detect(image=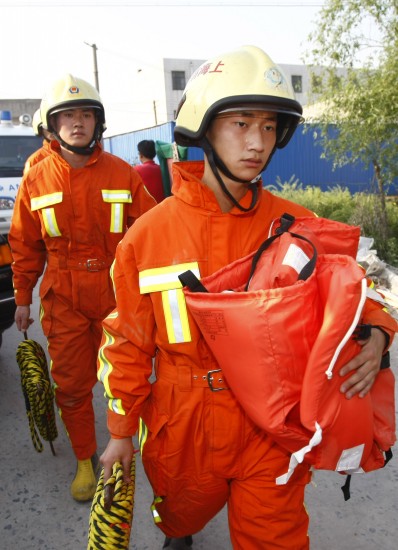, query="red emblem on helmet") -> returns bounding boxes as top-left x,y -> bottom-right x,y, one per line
69,86 -> 79,94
